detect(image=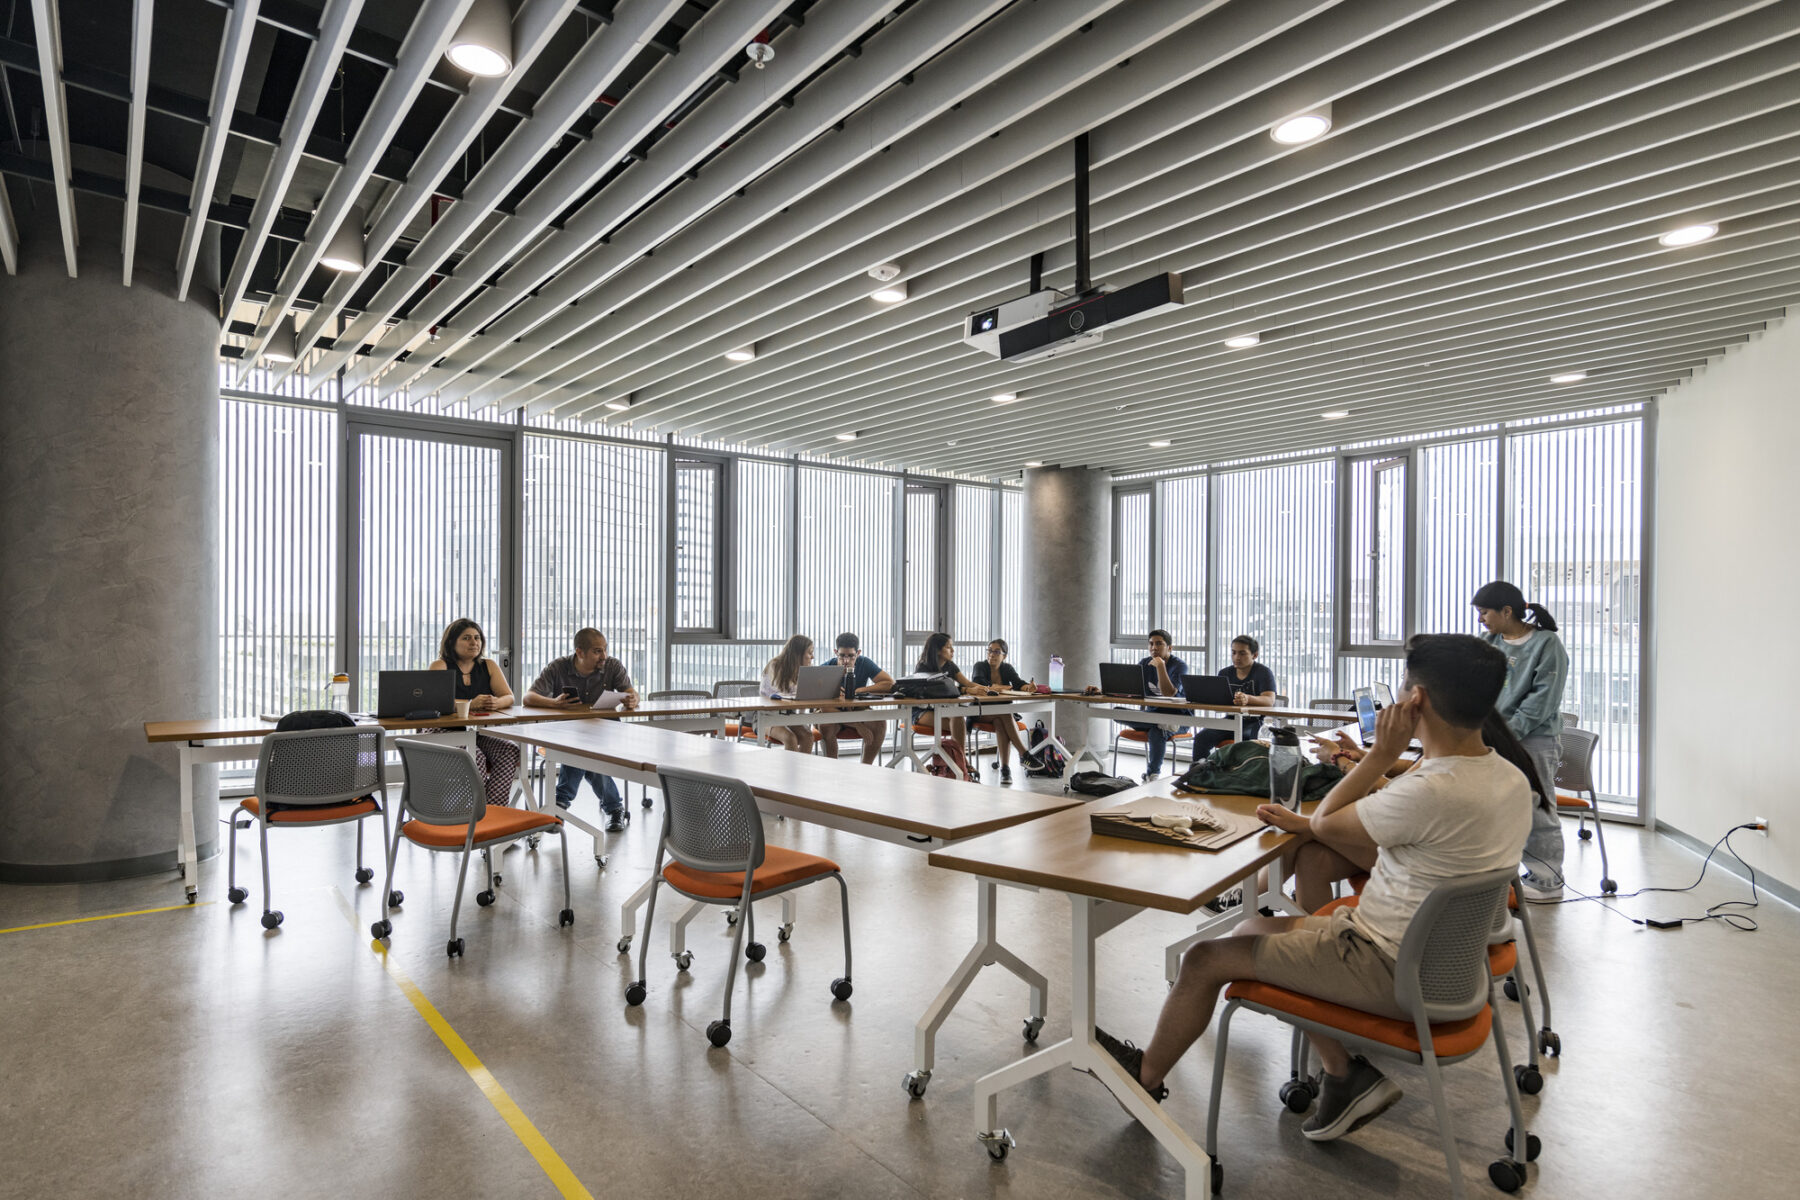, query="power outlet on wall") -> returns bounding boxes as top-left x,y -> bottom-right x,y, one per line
1754,816 -> 1770,837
